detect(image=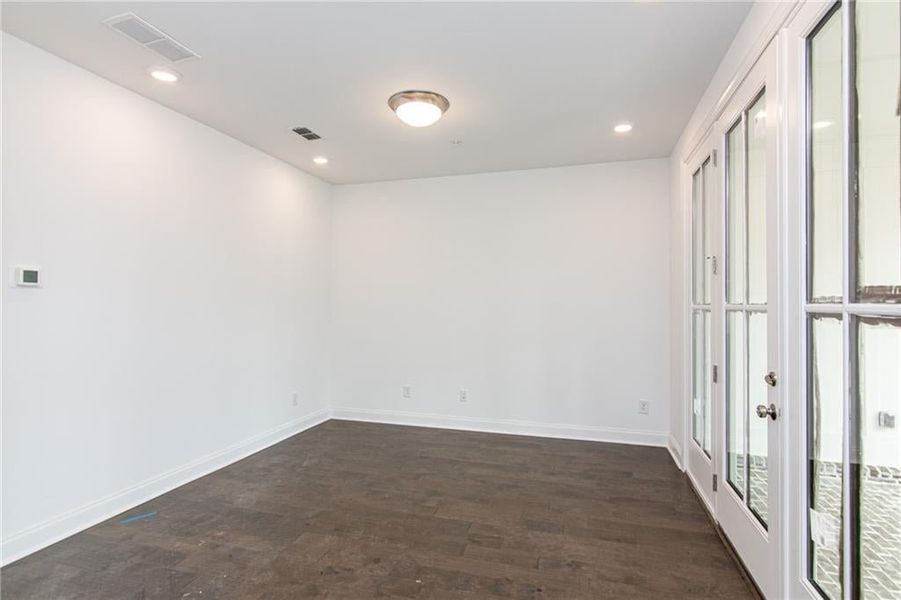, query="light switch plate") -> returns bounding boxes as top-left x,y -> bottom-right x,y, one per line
13,266 -> 41,287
